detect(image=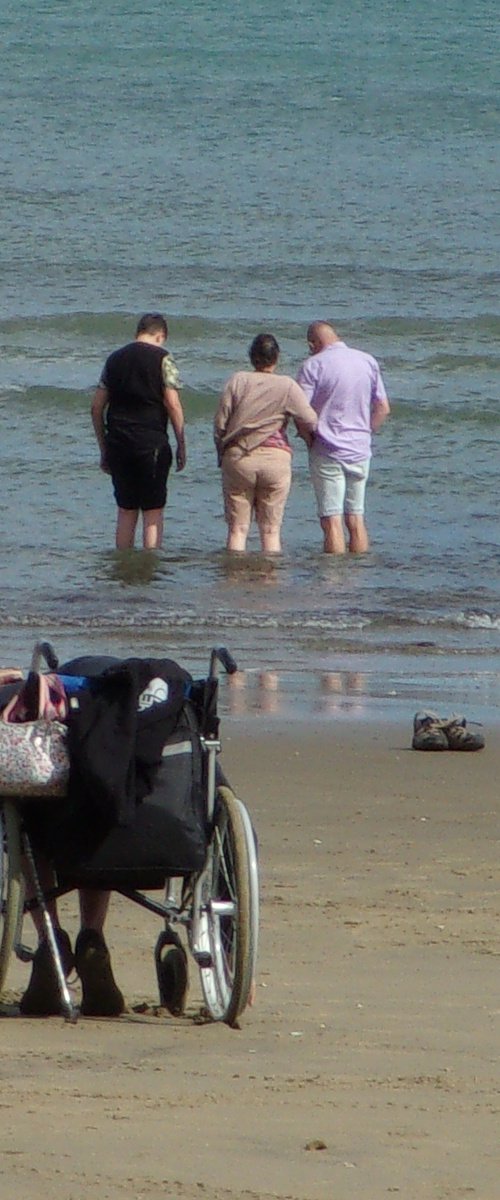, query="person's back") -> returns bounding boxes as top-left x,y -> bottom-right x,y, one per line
297,340 -> 382,463
215,368 -> 310,456
104,340 -> 169,441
